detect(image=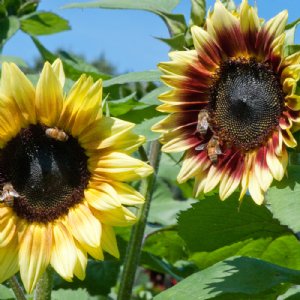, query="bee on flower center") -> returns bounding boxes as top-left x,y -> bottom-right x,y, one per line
0,183 -> 20,207
196,109 -> 211,137
196,135 -> 222,164
45,127 -> 69,142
